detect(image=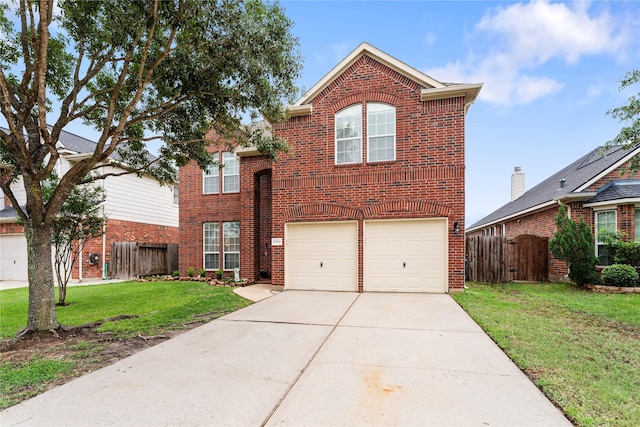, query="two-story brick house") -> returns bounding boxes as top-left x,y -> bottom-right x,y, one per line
179,43 -> 482,292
